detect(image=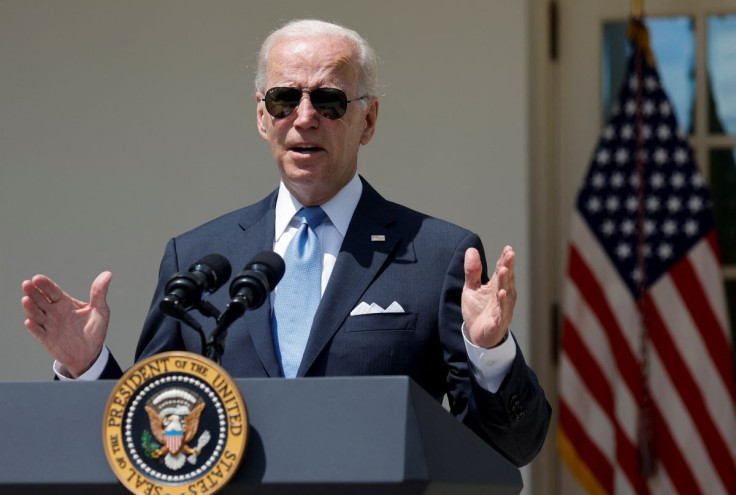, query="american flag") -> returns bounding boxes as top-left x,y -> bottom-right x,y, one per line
558,21 -> 736,495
